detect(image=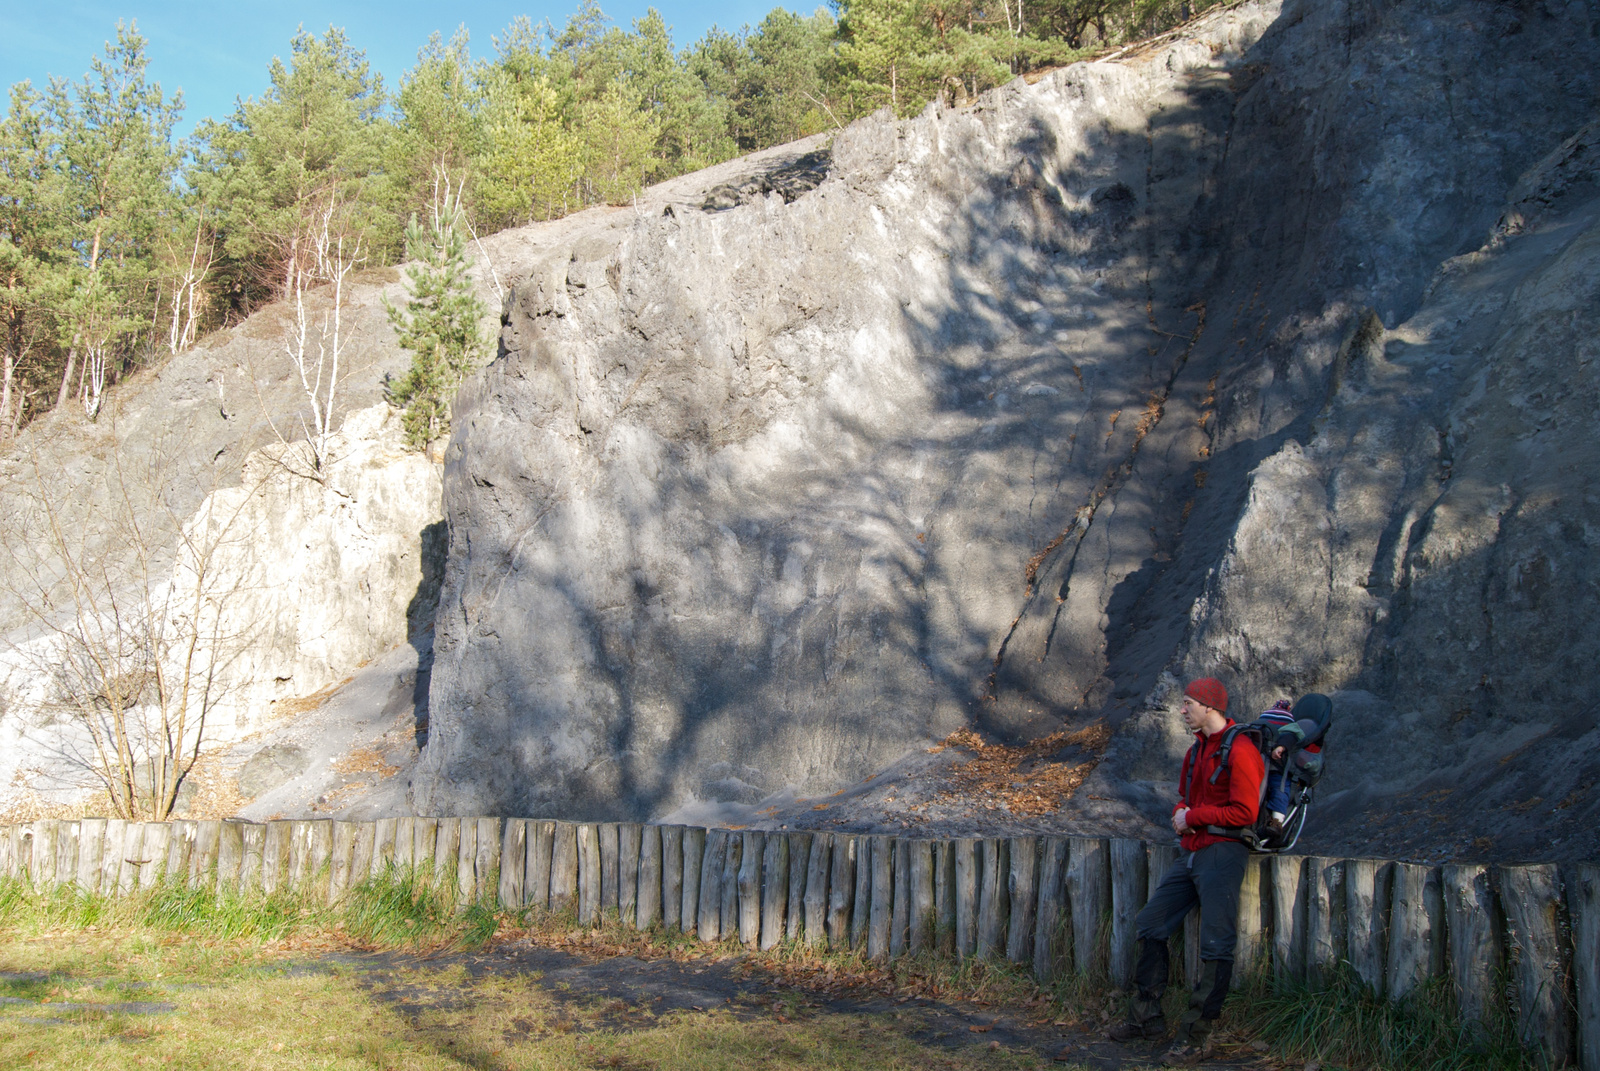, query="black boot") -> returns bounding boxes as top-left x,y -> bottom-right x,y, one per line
1162,958 -> 1232,1065
1161,1017 -> 1216,1066
1107,939 -> 1171,1041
